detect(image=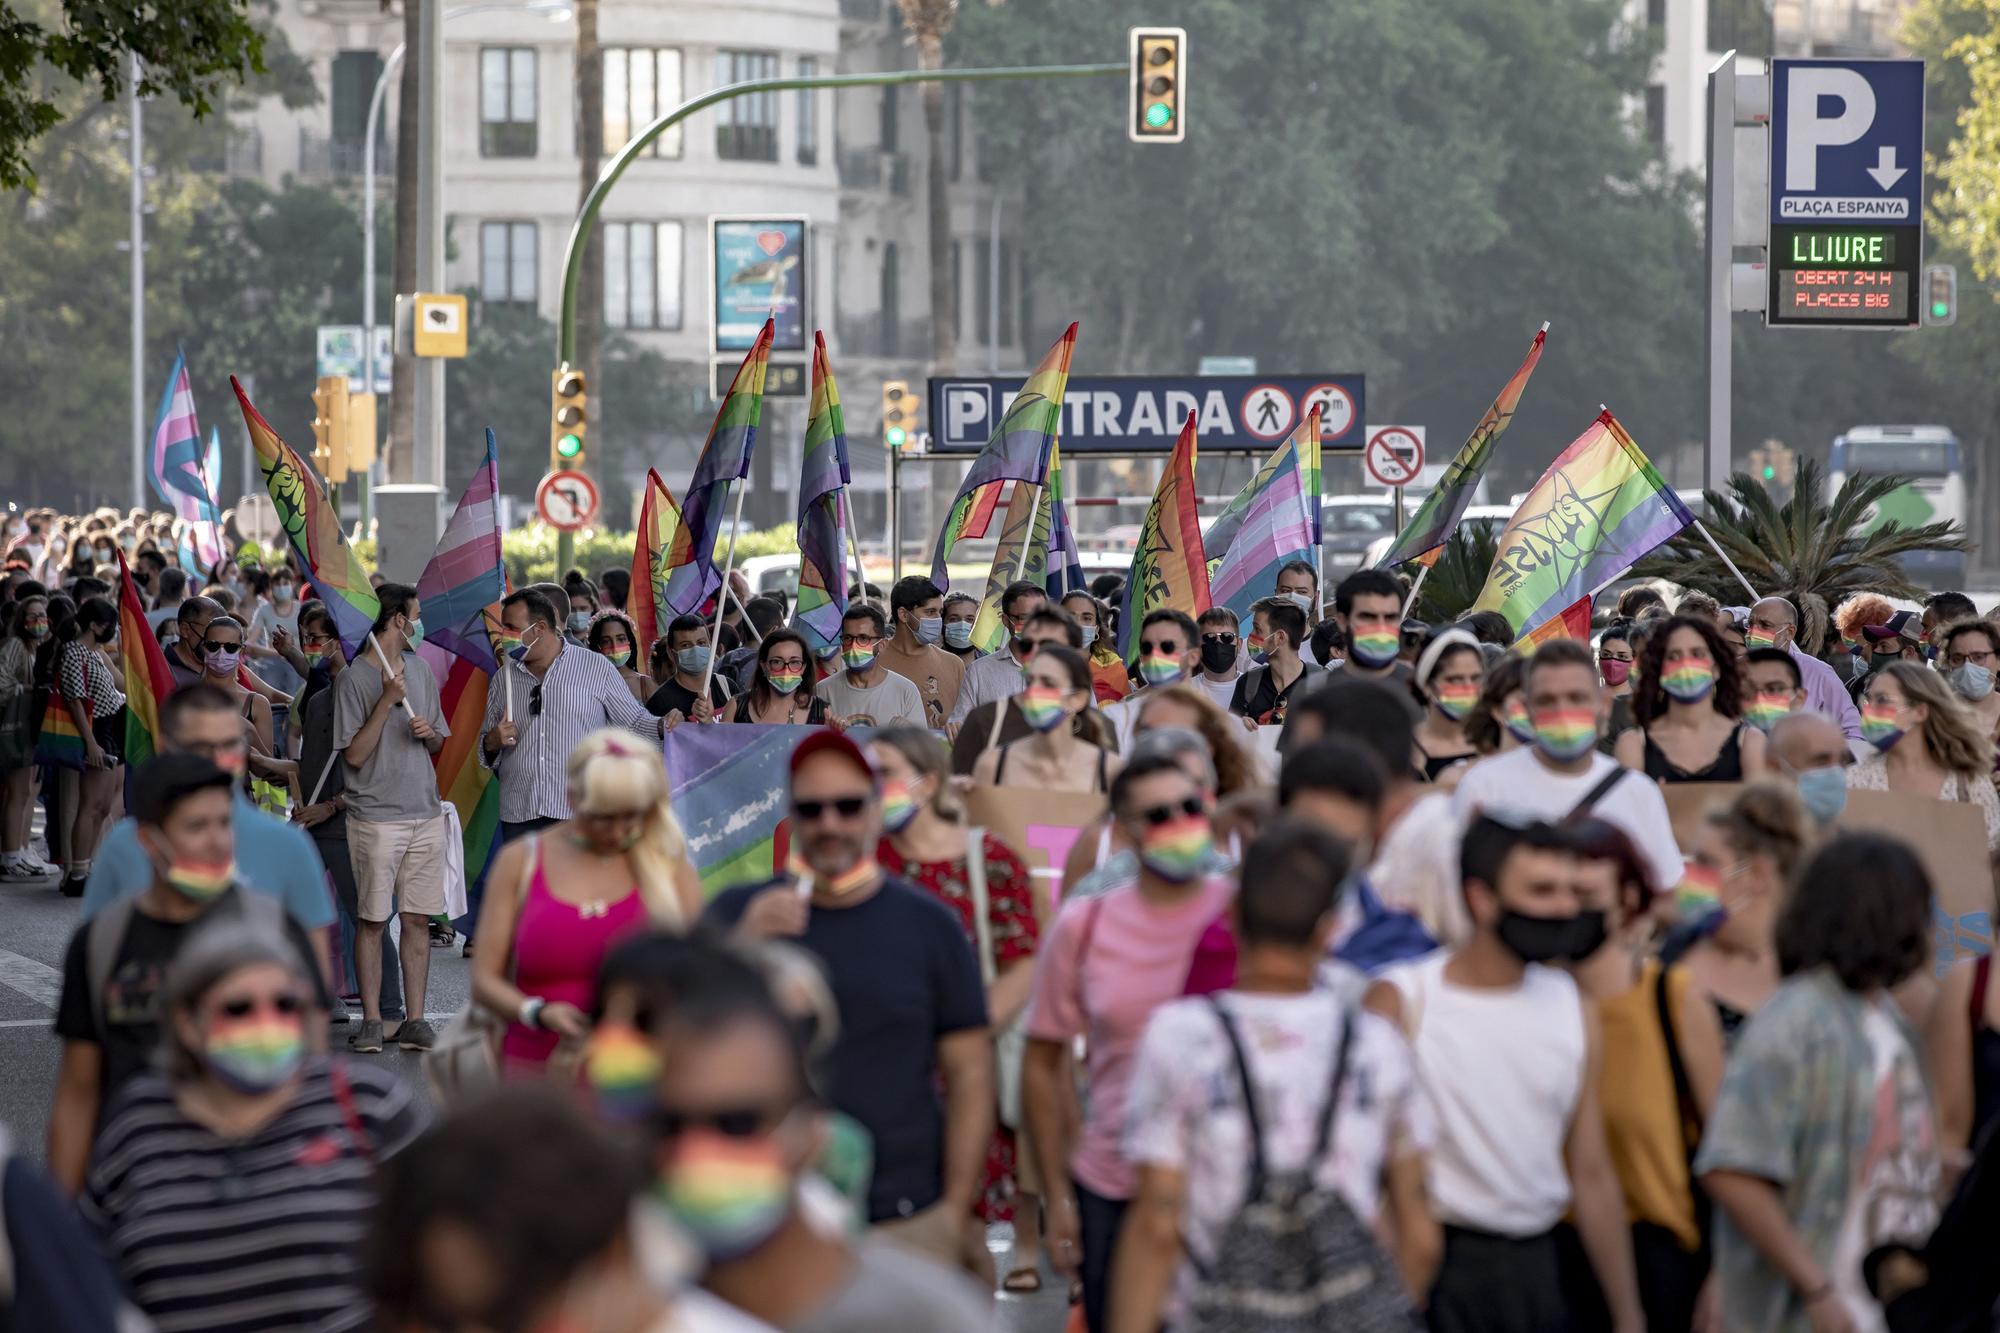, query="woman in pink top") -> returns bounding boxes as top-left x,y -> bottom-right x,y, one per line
471,729 -> 704,1076
1021,750 -> 1235,1333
